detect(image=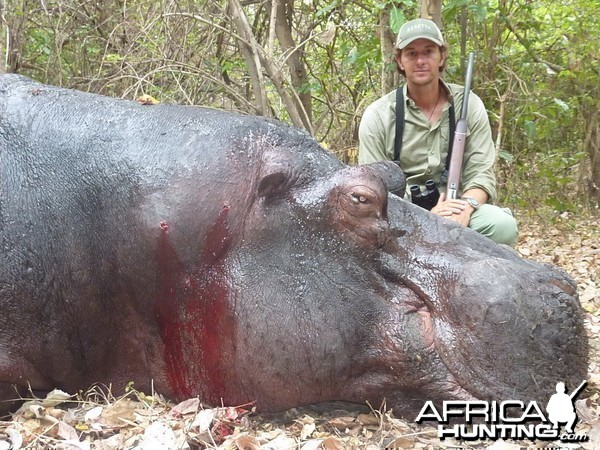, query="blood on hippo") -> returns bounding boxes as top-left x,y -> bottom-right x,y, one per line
154,204 -> 235,405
